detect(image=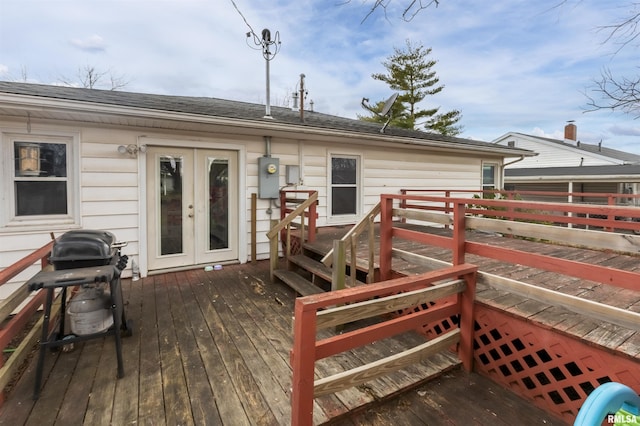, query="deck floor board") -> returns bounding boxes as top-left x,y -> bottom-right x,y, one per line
0,234 -> 594,425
